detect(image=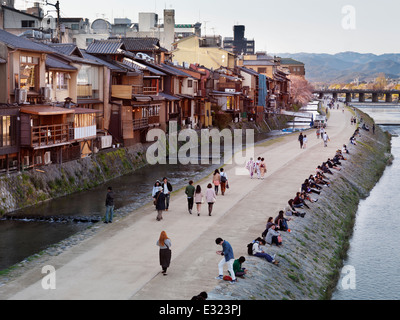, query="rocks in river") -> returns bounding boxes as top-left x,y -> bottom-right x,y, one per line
0,214 -> 102,224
